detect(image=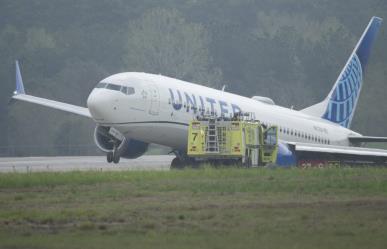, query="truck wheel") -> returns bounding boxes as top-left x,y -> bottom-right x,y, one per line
171,157 -> 185,169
